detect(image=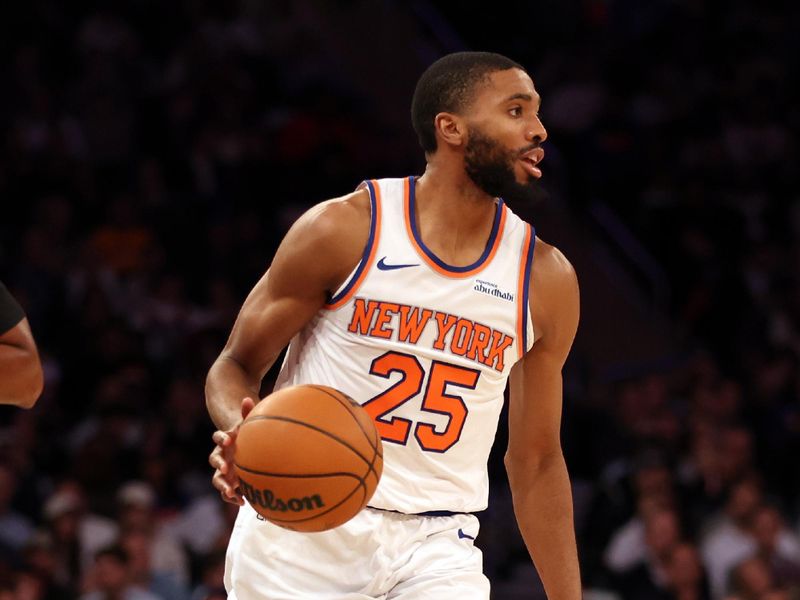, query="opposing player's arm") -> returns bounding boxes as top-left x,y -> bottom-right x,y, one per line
506,239 -> 581,599
205,189 -> 371,431
0,317 -> 44,409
